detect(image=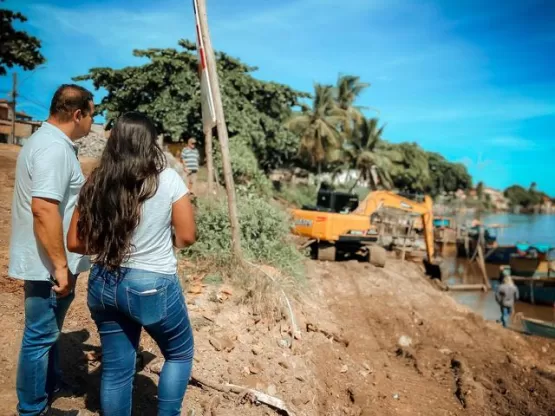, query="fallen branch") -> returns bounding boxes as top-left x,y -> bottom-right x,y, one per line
191,375 -> 297,416
306,322 -> 349,347
244,260 -> 301,340
146,362 -> 297,415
